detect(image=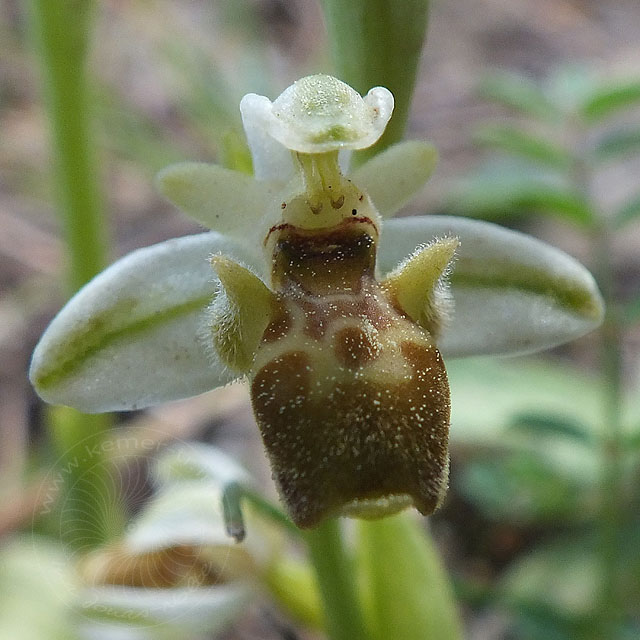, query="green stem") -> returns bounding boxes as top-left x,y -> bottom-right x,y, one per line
573,124 -> 624,633
304,518 -> 369,640
593,221 -> 625,633
321,0 -> 429,163
29,0 -> 108,290
30,0 -> 120,549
